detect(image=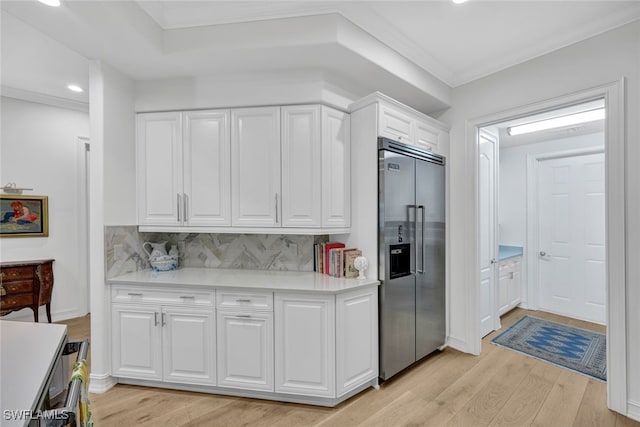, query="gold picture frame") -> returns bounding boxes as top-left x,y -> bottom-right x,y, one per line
0,195 -> 49,238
